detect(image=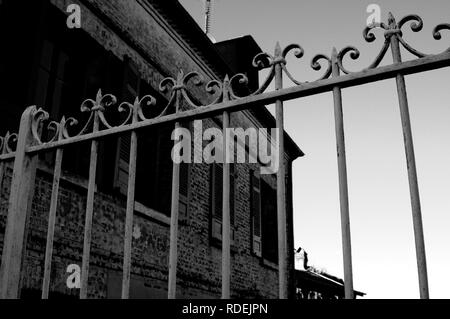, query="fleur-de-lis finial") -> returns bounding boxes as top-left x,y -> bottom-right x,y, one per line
177,69 -> 184,85
275,41 -> 282,57
222,74 -> 231,101
332,47 -> 338,60
388,12 -> 396,27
